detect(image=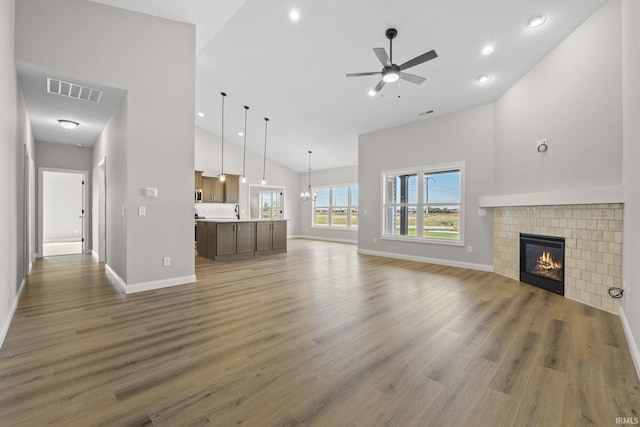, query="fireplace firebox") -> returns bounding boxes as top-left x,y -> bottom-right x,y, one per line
519,233 -> 565,295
